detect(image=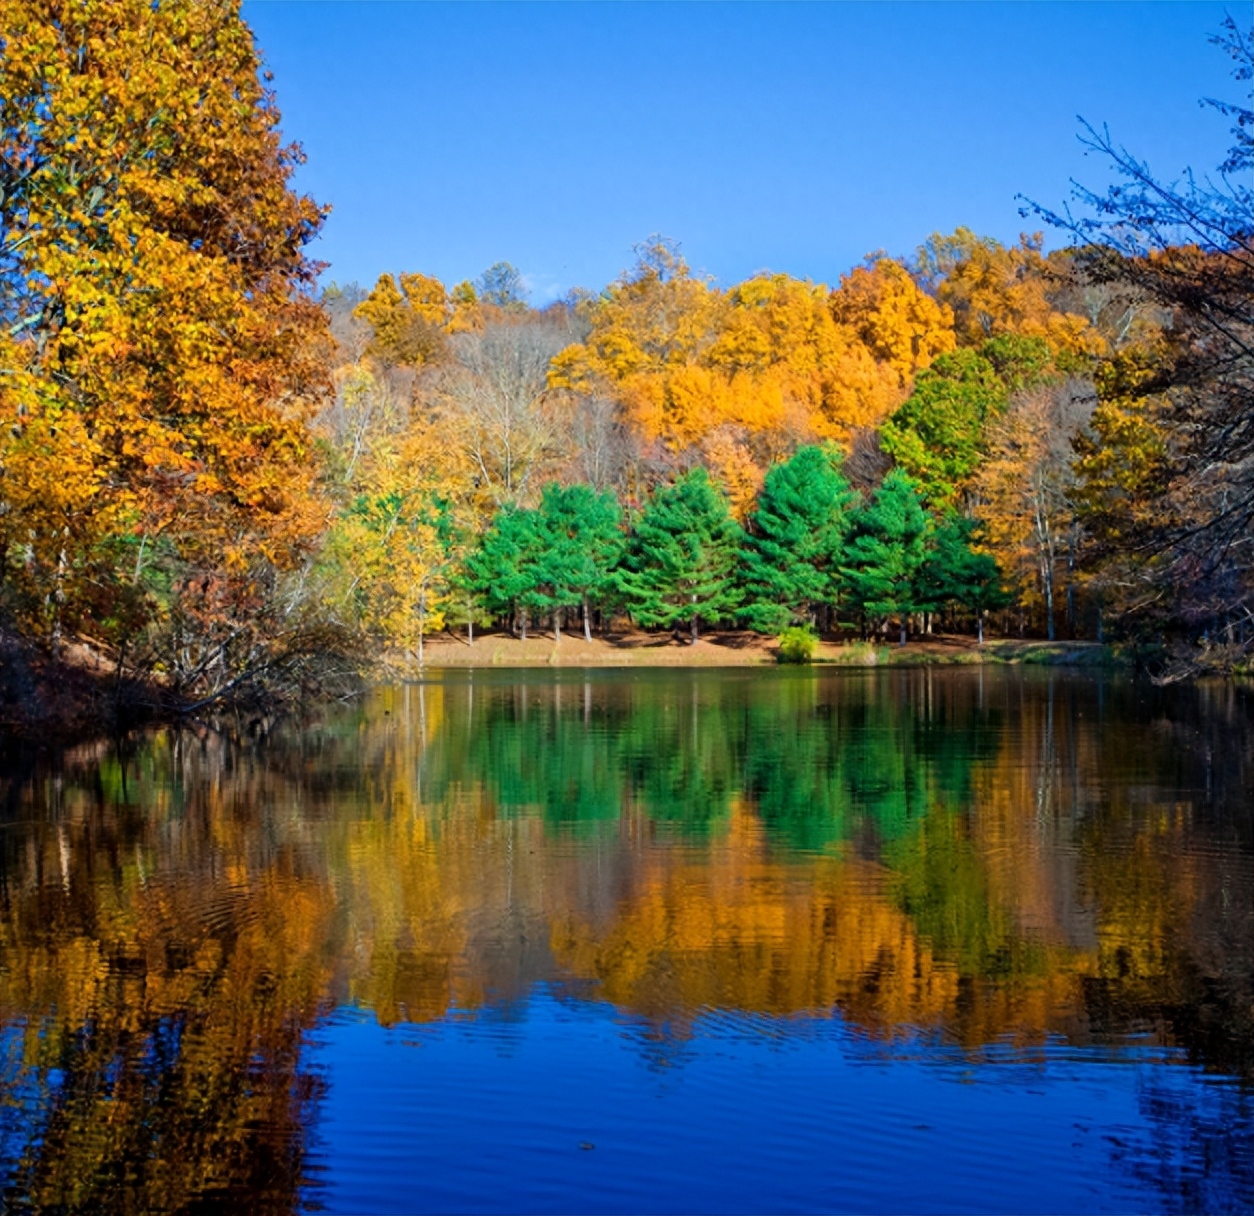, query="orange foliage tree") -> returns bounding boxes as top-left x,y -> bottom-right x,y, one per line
915,228 -> 1103,364
548,241 -> 953,496
0,0 -> 330,666
830,256 -> 956,389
